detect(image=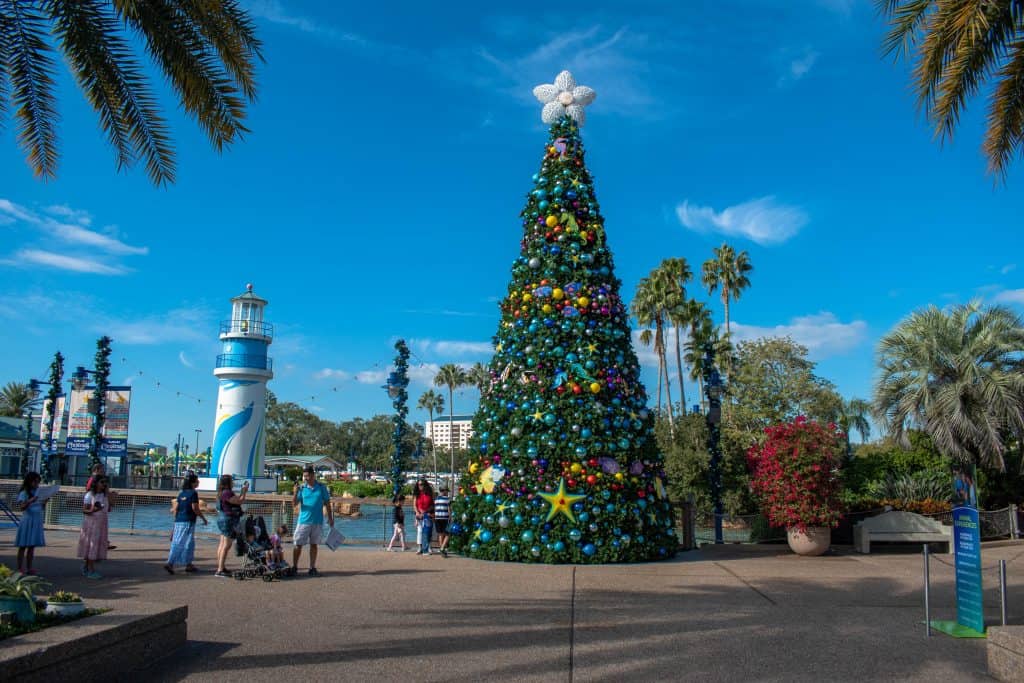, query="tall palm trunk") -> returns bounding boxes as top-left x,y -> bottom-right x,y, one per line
429,408 -> 438,481
674,323 -> 687,413
657,320 -> 675,434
